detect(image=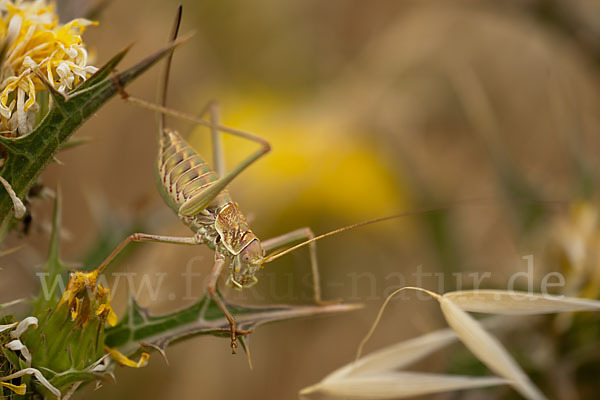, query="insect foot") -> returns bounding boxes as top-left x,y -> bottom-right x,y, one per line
230,328 -> 253,354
